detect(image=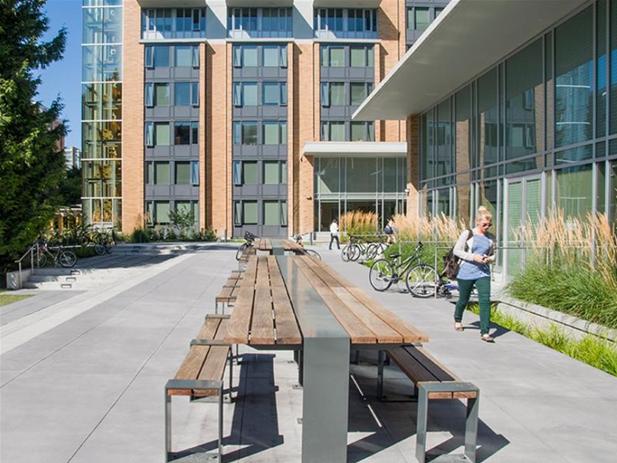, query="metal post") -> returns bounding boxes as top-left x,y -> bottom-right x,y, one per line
218,385 -> 224,461
377,350 -> 385,399
415,386 -> 428,463
465,396 -> 480,463
165,391 -> 171,459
